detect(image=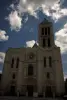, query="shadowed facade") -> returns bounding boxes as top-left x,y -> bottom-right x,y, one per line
0,19 -> 65,97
